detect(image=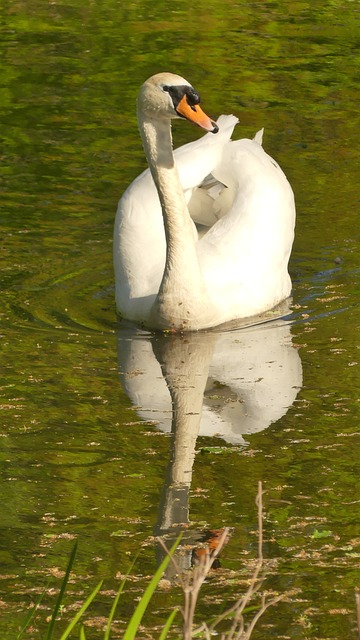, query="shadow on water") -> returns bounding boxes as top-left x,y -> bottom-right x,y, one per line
116,306 -> 303,572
